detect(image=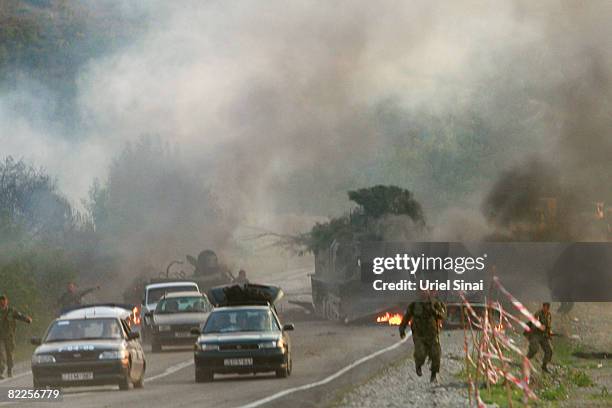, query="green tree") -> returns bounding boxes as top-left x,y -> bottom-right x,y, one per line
0,156 -> 76,241
303,185 -> 426,253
